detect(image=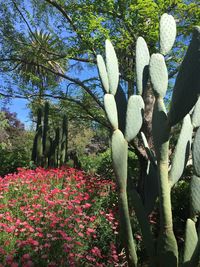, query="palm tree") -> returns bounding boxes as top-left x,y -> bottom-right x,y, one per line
15,29 -> 66,91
